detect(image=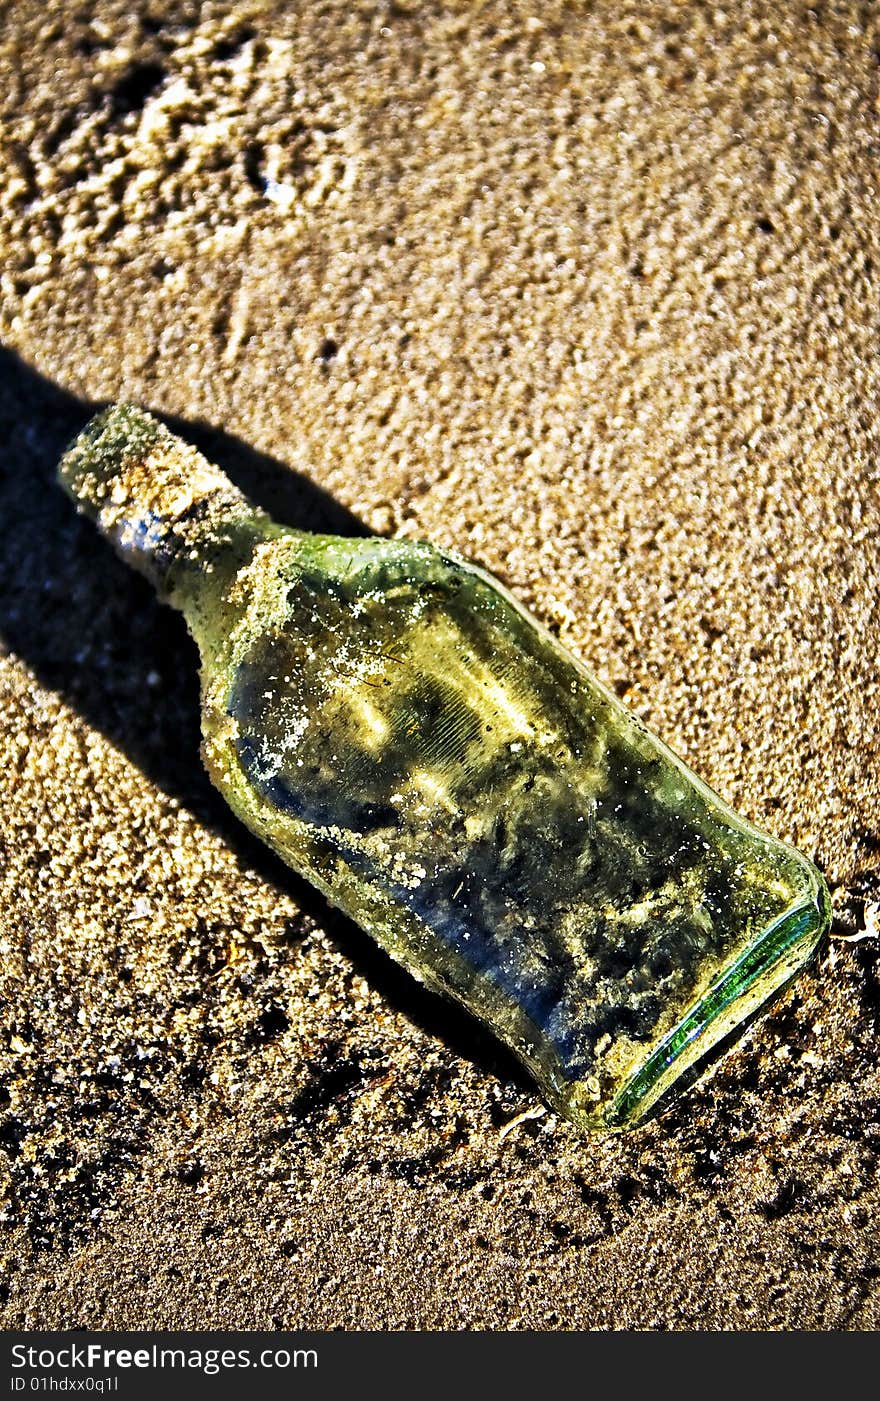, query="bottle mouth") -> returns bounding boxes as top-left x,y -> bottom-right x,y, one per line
58,403 -> 165,512
58,403 -> 262,606
599,882 -> 830,1130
